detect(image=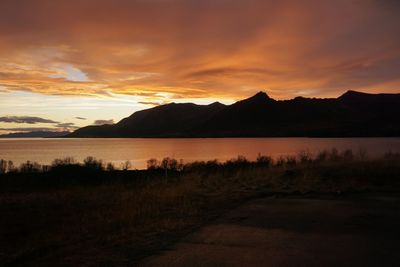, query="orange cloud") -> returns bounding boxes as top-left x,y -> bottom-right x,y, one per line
0,0 -> 399,102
